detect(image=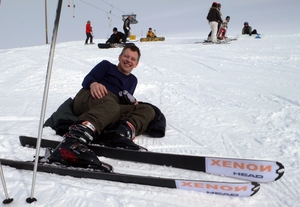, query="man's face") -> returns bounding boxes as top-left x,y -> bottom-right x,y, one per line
118,49 -> 139,75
